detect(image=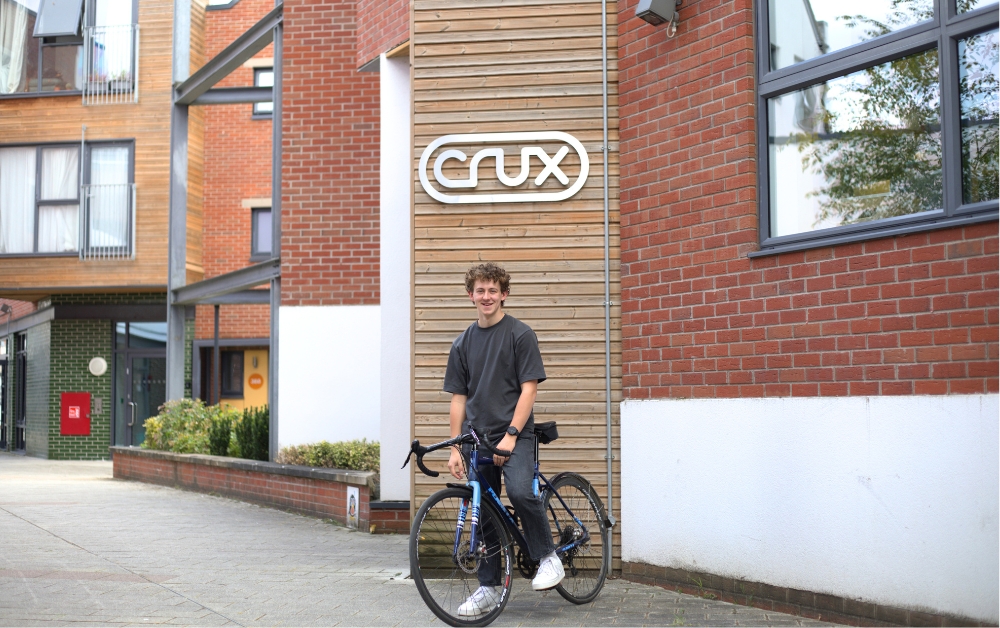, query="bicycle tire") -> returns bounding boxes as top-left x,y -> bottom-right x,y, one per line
410,487 -> 513,627
542,473 -> 609,604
